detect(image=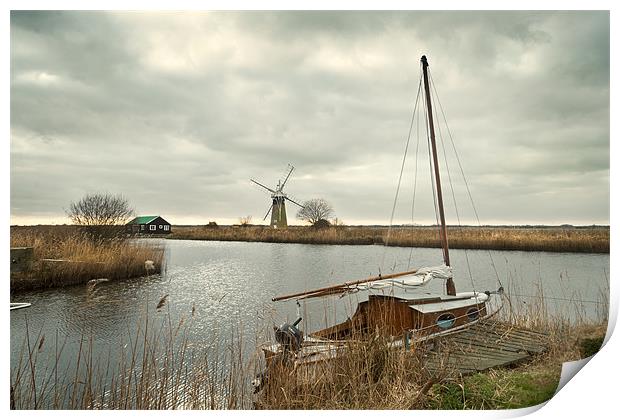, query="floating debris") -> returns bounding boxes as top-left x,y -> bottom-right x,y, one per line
156,294 -> 169,311
87,278 -> 109,287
